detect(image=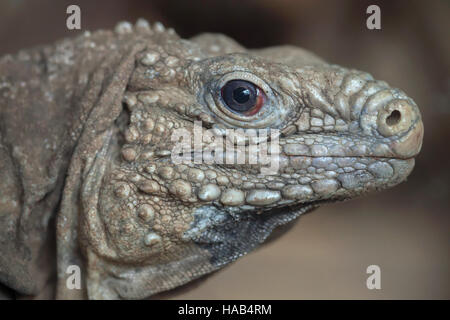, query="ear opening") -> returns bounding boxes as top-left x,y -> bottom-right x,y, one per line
114,103 -> 132,147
